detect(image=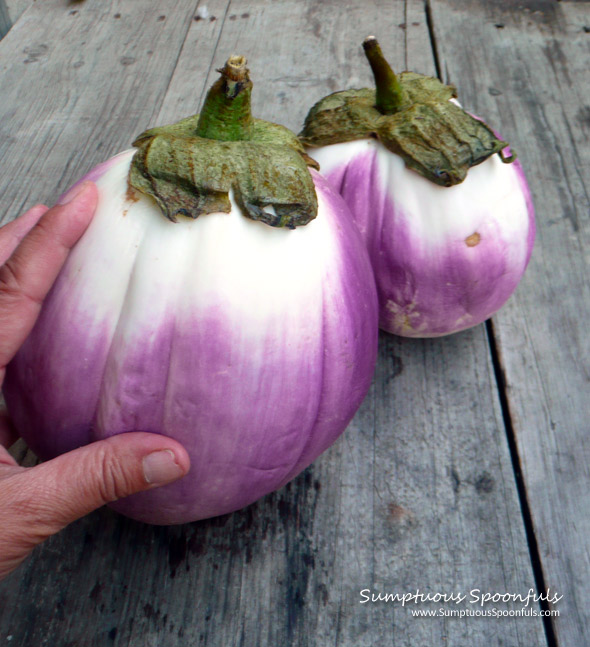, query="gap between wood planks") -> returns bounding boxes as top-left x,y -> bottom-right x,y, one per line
423,1 -> 558,645
486,320 -> 558,647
